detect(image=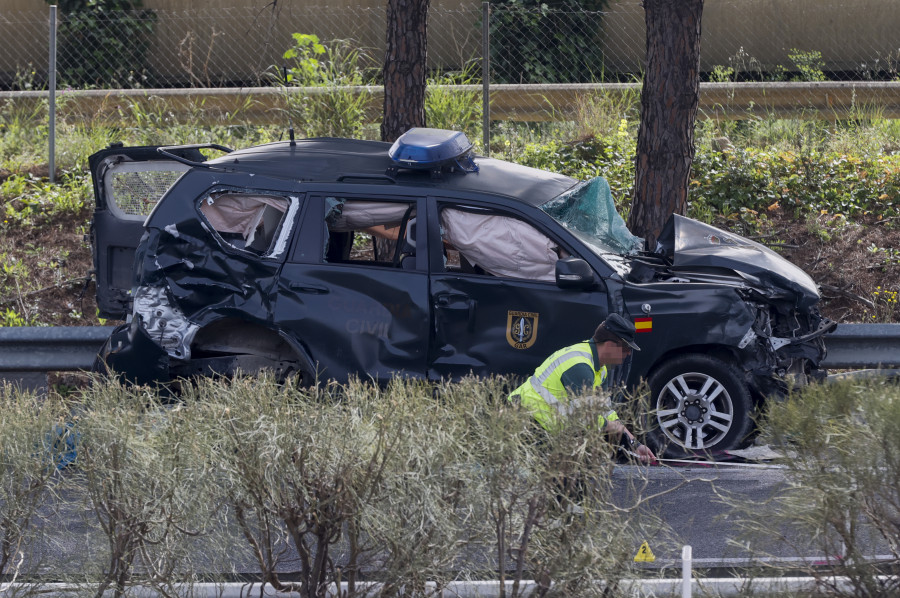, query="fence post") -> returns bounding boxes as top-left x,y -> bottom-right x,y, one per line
481,1 -> 490,156
48,4 -> 57,184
